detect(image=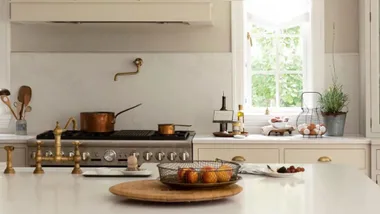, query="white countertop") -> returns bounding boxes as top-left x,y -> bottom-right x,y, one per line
0,163 -> 379,214
0,134 -> 35,144
193,134 -> 371,144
